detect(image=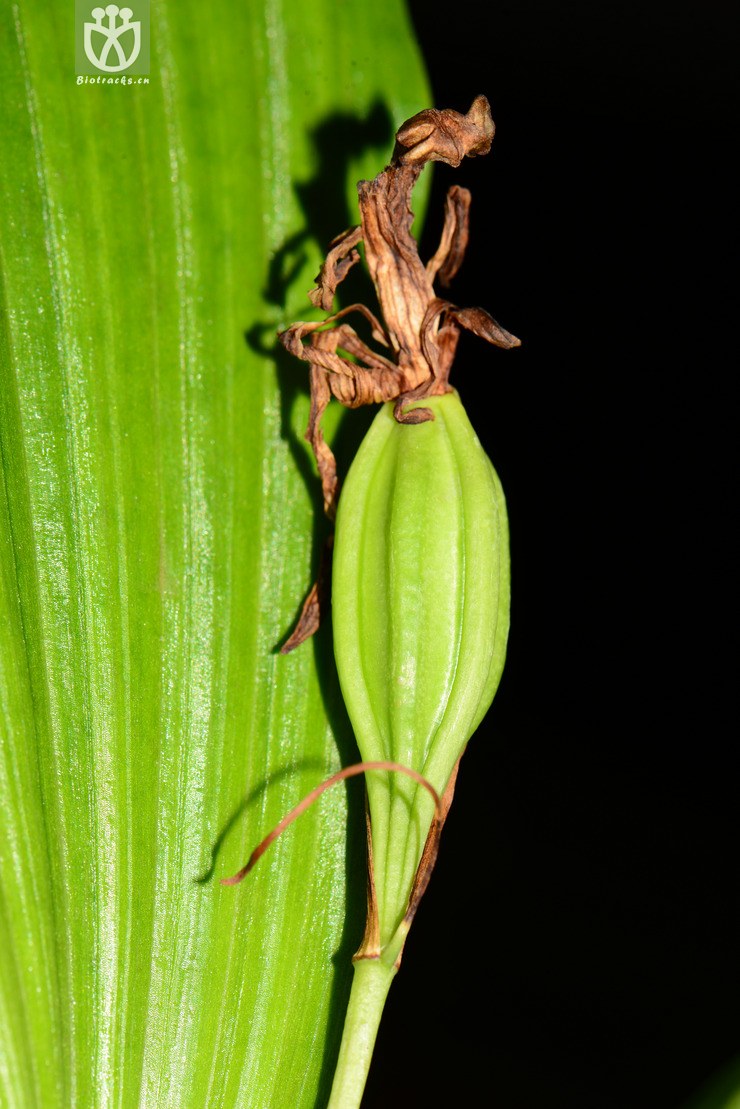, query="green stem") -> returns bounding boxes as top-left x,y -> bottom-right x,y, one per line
327,956 -> 398,1108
